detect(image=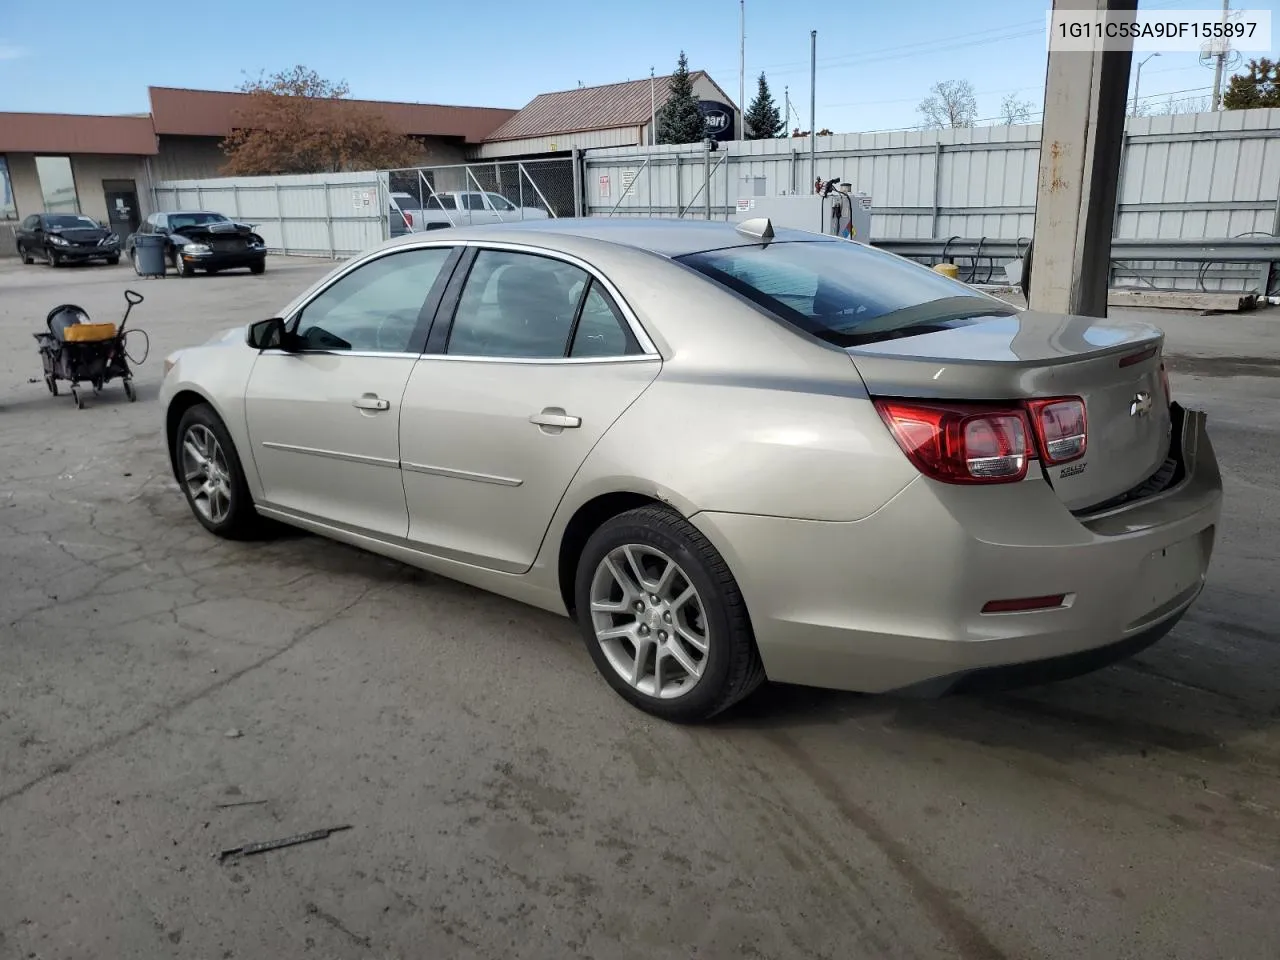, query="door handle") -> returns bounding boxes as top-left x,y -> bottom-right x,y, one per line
529,410 -> 581,429
352,395 -> 391,411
